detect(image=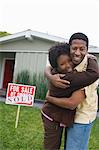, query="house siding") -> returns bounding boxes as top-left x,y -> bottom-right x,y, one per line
13,52 -> 48,81
90,53 -> 99,63
0,38 -> 56,88
0,38 -> 55,52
